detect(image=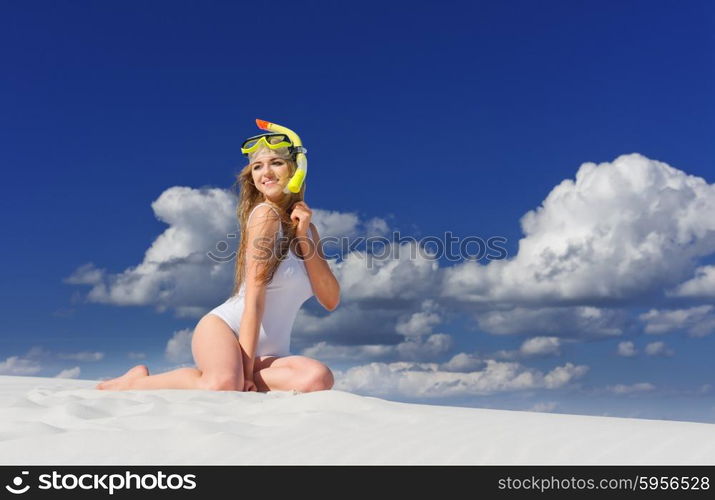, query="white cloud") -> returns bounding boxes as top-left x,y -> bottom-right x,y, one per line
607,382 -> 656,394
493,336 -> 563,360
520,336 -> 561,356
301,342 -> 396,361
301,333 -> 452,362
295,298 -> 447,352
165,328 -> 193,363
317,153 -> 715,350
395,299 -> 442,337
440,153 -> 715,305
310,209 -> 361,238
65,187 -> 236,315
668,265 -> 715,298
396,334 -> 452,360
639,305 -> 715,337
308,210 -> 390,239
295,303 -> 402,347
333,359 -> 588,398
0,355 -> 42,375
64,263 -> 105,285
474,306 -> 627,338
58,351 -> 104,362
617,341 -> 637,357
543,363 -> 588,389
296,303 -> 368,335
298,294 -> 451,362
644,341 -> 674,357
311,209 -> 392,242
331,240 -> 440,302
364,217 -> 390,237
55,367 -> 81,379
439,352 -> 485,372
